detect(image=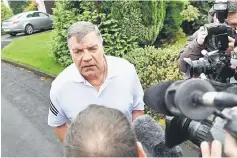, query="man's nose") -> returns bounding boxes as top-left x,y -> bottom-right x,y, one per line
82,50 -> 92,61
